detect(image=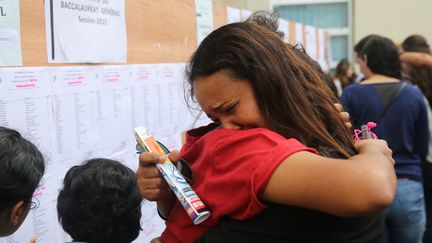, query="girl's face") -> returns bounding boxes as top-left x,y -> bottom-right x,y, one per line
193,71 -> 267,130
